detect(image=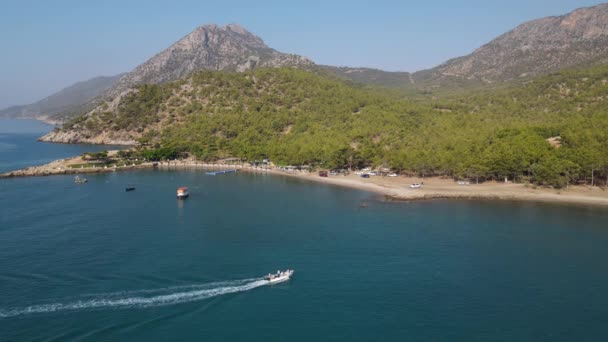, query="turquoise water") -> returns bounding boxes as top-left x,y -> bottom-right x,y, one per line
2,122 -> 608,341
